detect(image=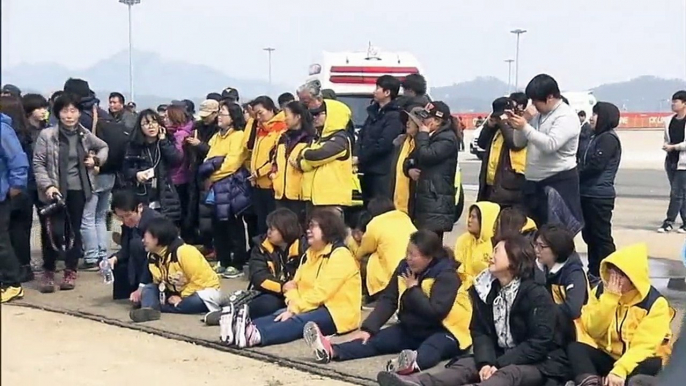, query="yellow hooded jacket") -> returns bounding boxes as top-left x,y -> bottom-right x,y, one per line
356,210 -> 417,296
580,244 -> 675,378
250,111 -> 287,189
298,100 -> 353,206
392,136 -> 415,214
147,239 -> 221,298
205,129 -> 248,182
284,241 -> 362,334
454,202 -> 501,286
